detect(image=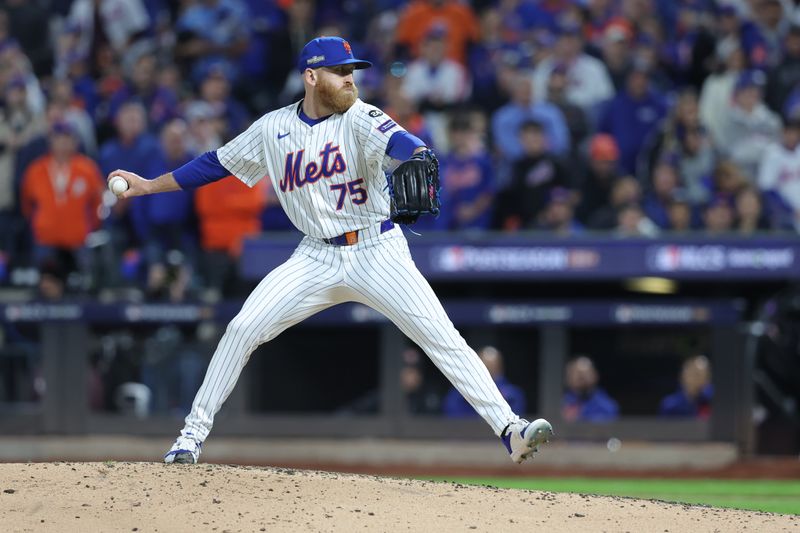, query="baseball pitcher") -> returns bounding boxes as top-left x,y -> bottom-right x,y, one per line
107,36 -> 552,465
